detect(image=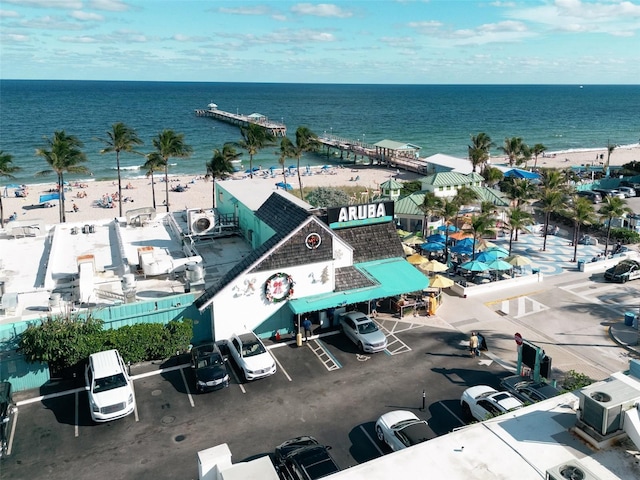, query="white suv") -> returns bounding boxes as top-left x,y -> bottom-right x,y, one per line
85,349 -> 136,422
